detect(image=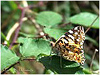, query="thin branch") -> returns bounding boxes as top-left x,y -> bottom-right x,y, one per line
60,22 -> 71,27
4,17 -> 27,45
22,1 -> 49,39
90,49 -> 98,71
85,16 -> 99,34
28,17 -> 48,41
1,61 -> 20,74
9,8 -> 26,49
1,58 -> 35,74
8,1 -> 38,49
22,0 -> 45,37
